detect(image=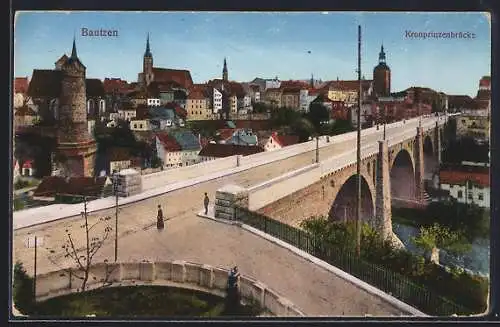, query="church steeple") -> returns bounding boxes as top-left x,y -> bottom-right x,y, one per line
222,57 -> 228,82
71,37 -> 78,59
145,33 -> 152,57
378,44 -> 386,64
310,73 -> 314,88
